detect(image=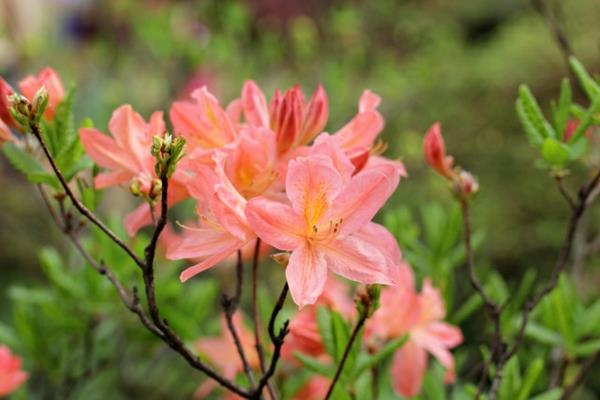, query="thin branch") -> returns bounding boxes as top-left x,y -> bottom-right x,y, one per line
222,252 -> 257,388
555,175 -> 576,210
252,283 -> 289,400
324,314 -> 367,400
29,122 -> 145,269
